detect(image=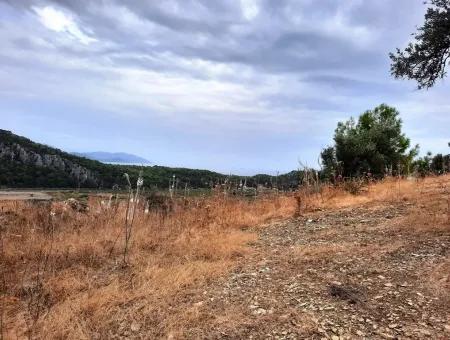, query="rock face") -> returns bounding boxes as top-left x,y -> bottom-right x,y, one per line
0,142 -> 97,184
0,130 -> 98,187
